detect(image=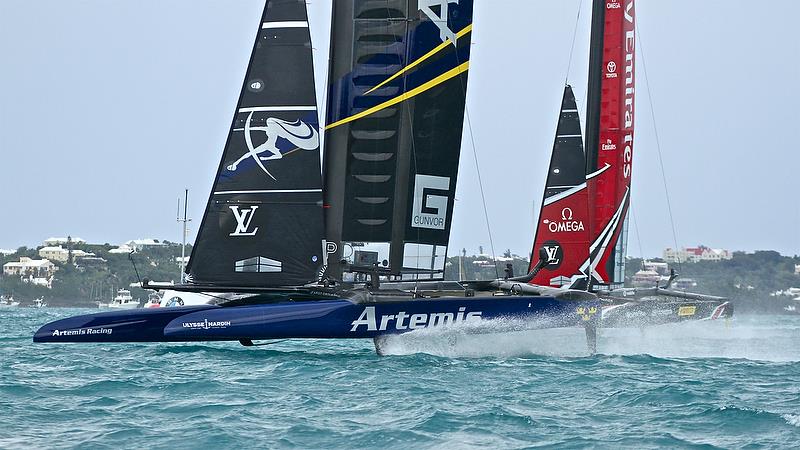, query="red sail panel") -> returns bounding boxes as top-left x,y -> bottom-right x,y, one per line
587,0 -> 635,285
530,187 -> 592,287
